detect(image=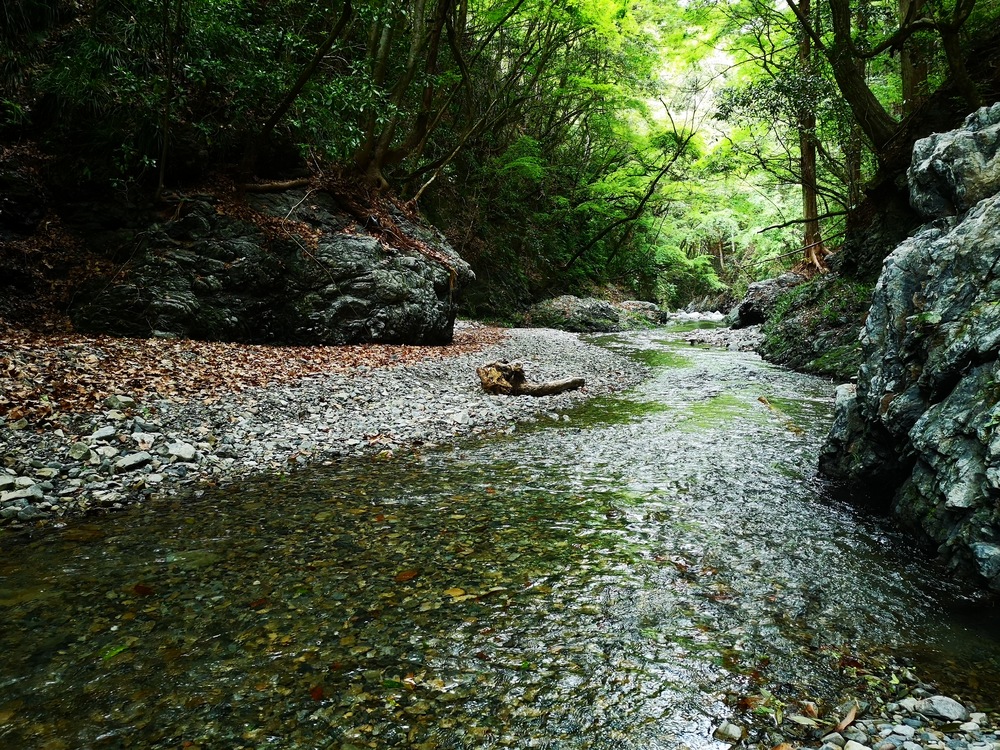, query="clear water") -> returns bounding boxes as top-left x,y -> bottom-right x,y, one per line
1,326 -> 998,749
